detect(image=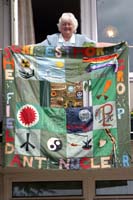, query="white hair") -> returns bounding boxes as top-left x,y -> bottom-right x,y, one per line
57,13 -> 78,33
